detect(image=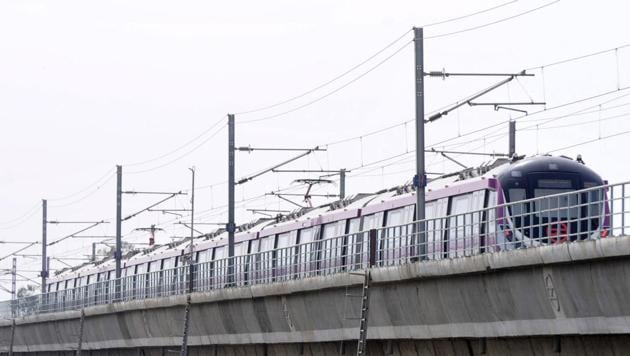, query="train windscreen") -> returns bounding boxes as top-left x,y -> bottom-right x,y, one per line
532,178 -> 579,219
